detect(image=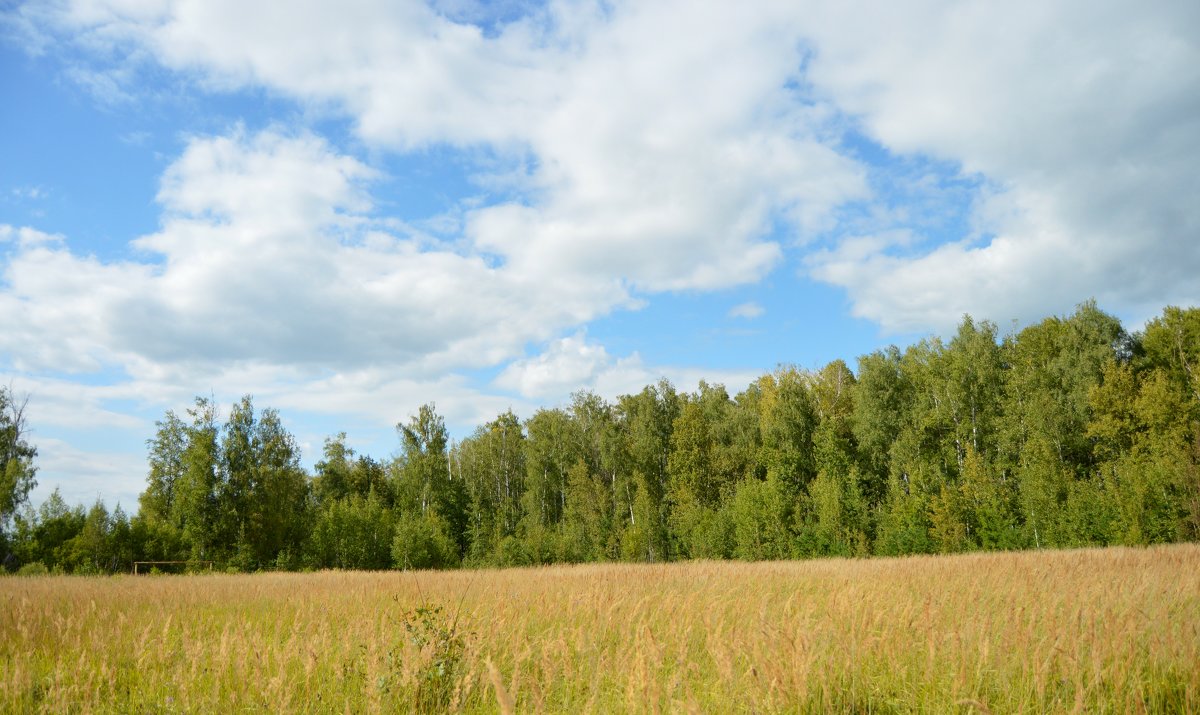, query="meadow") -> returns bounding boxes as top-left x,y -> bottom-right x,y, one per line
2,544 -> 1198,713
